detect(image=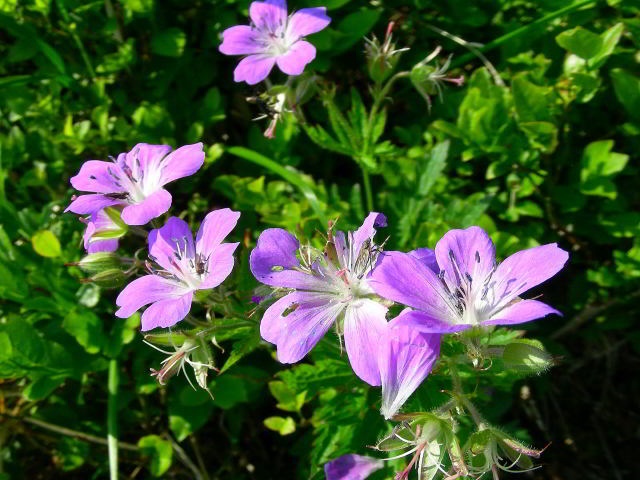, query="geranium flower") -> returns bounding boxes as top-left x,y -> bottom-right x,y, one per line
115,209 -> 240,331
81,207 -> 127,253
250,213 -> 388,386
378,314 -> 441,420
324,454 -> 383,480
219,0 -> 331,85
370,226 -> 569,333
66,143 -> 205,226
